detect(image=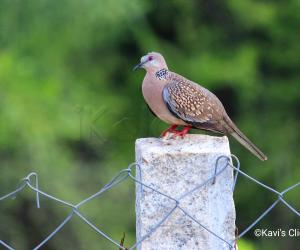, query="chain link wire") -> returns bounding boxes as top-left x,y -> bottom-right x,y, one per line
0,155 -> 299,249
